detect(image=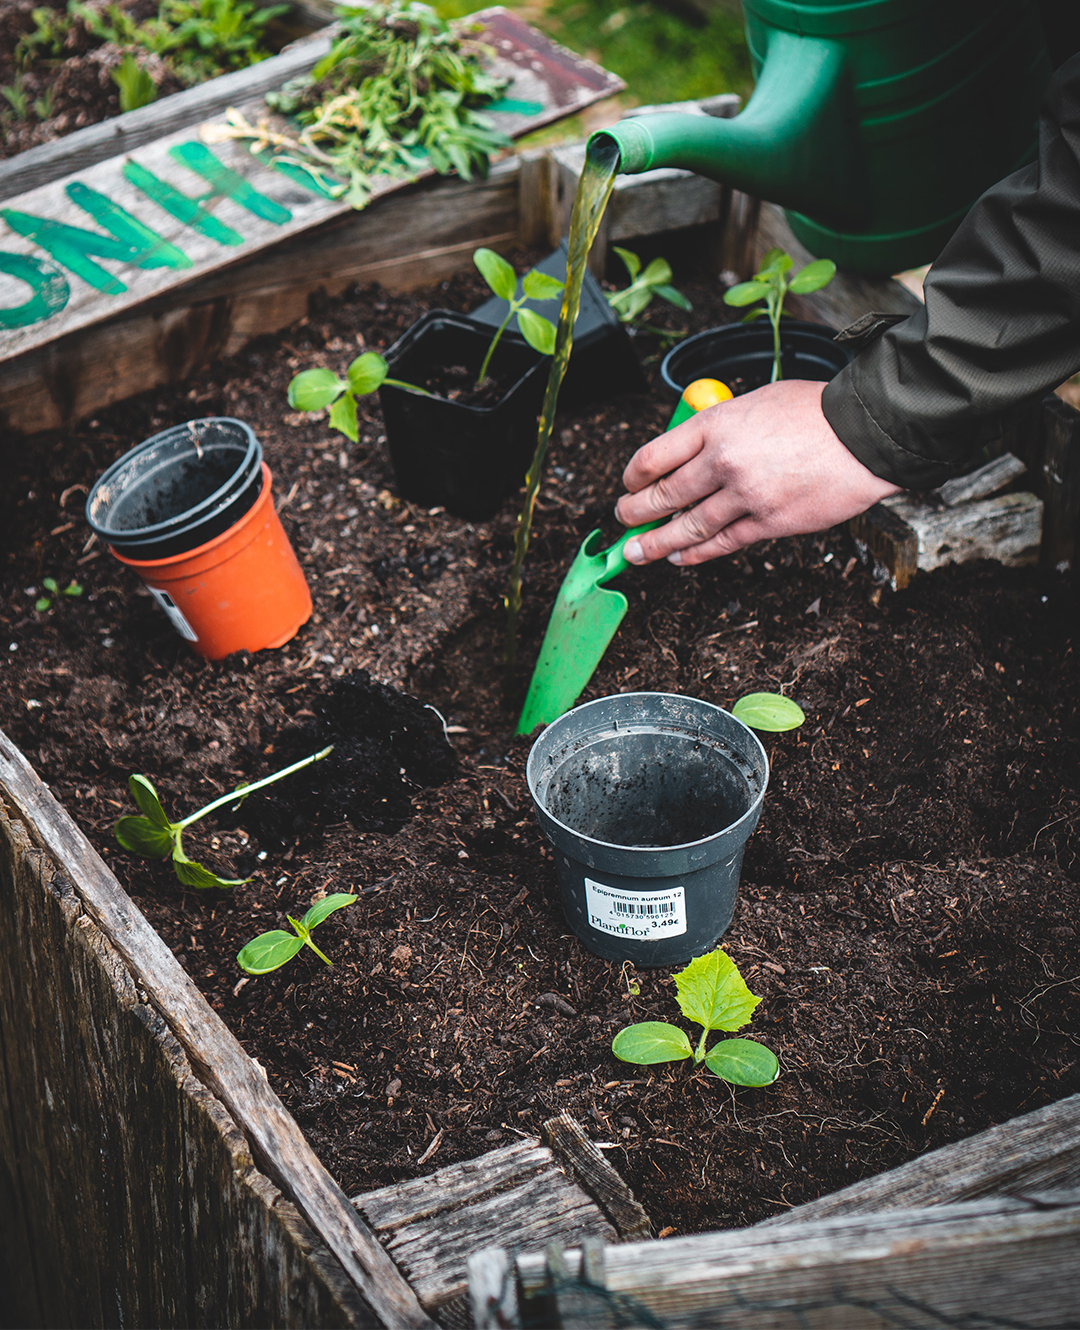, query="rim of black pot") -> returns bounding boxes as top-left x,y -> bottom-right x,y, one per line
101,463 -> 266,561
660,319 -> 850,395
86,418 -> 261,545
382,309 -> 545,412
